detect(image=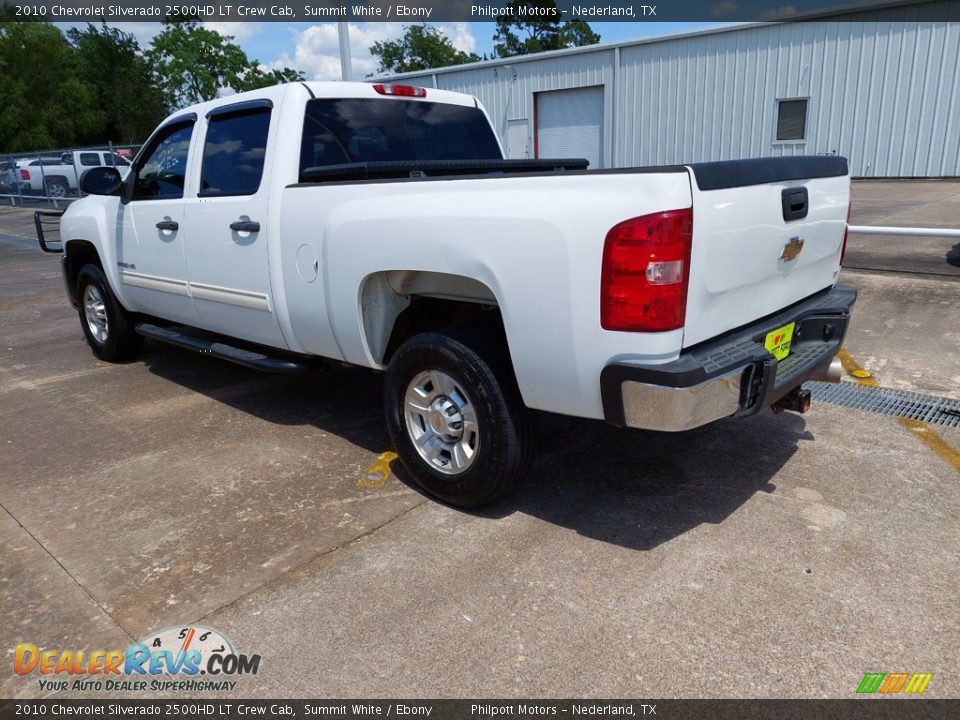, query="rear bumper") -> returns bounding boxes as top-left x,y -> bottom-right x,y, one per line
601,284 -> 857,431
